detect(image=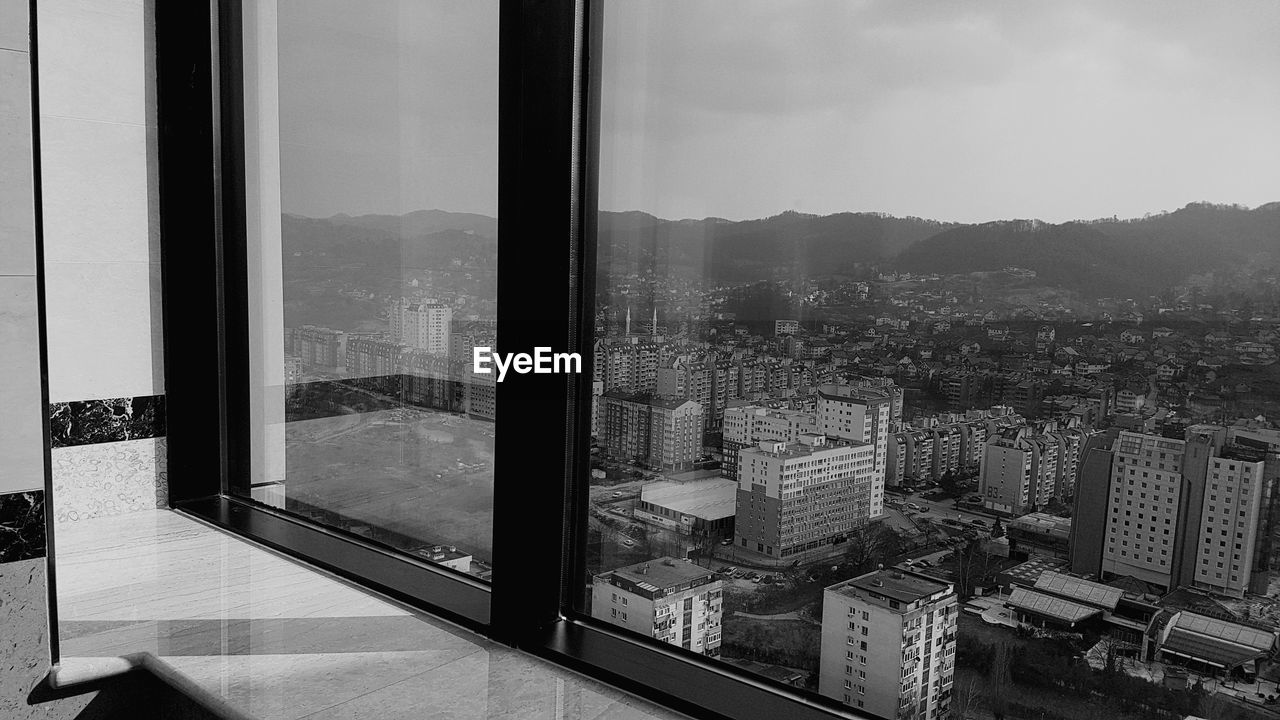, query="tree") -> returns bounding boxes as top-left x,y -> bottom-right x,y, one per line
844,522 -> 904,573
951,676 -> 982,720
990,517 -> 1005,538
